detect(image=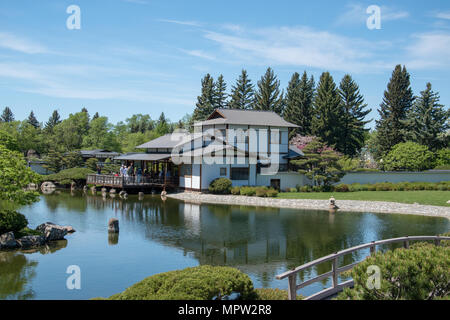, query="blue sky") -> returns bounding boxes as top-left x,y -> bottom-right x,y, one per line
0,0 -> 449,128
